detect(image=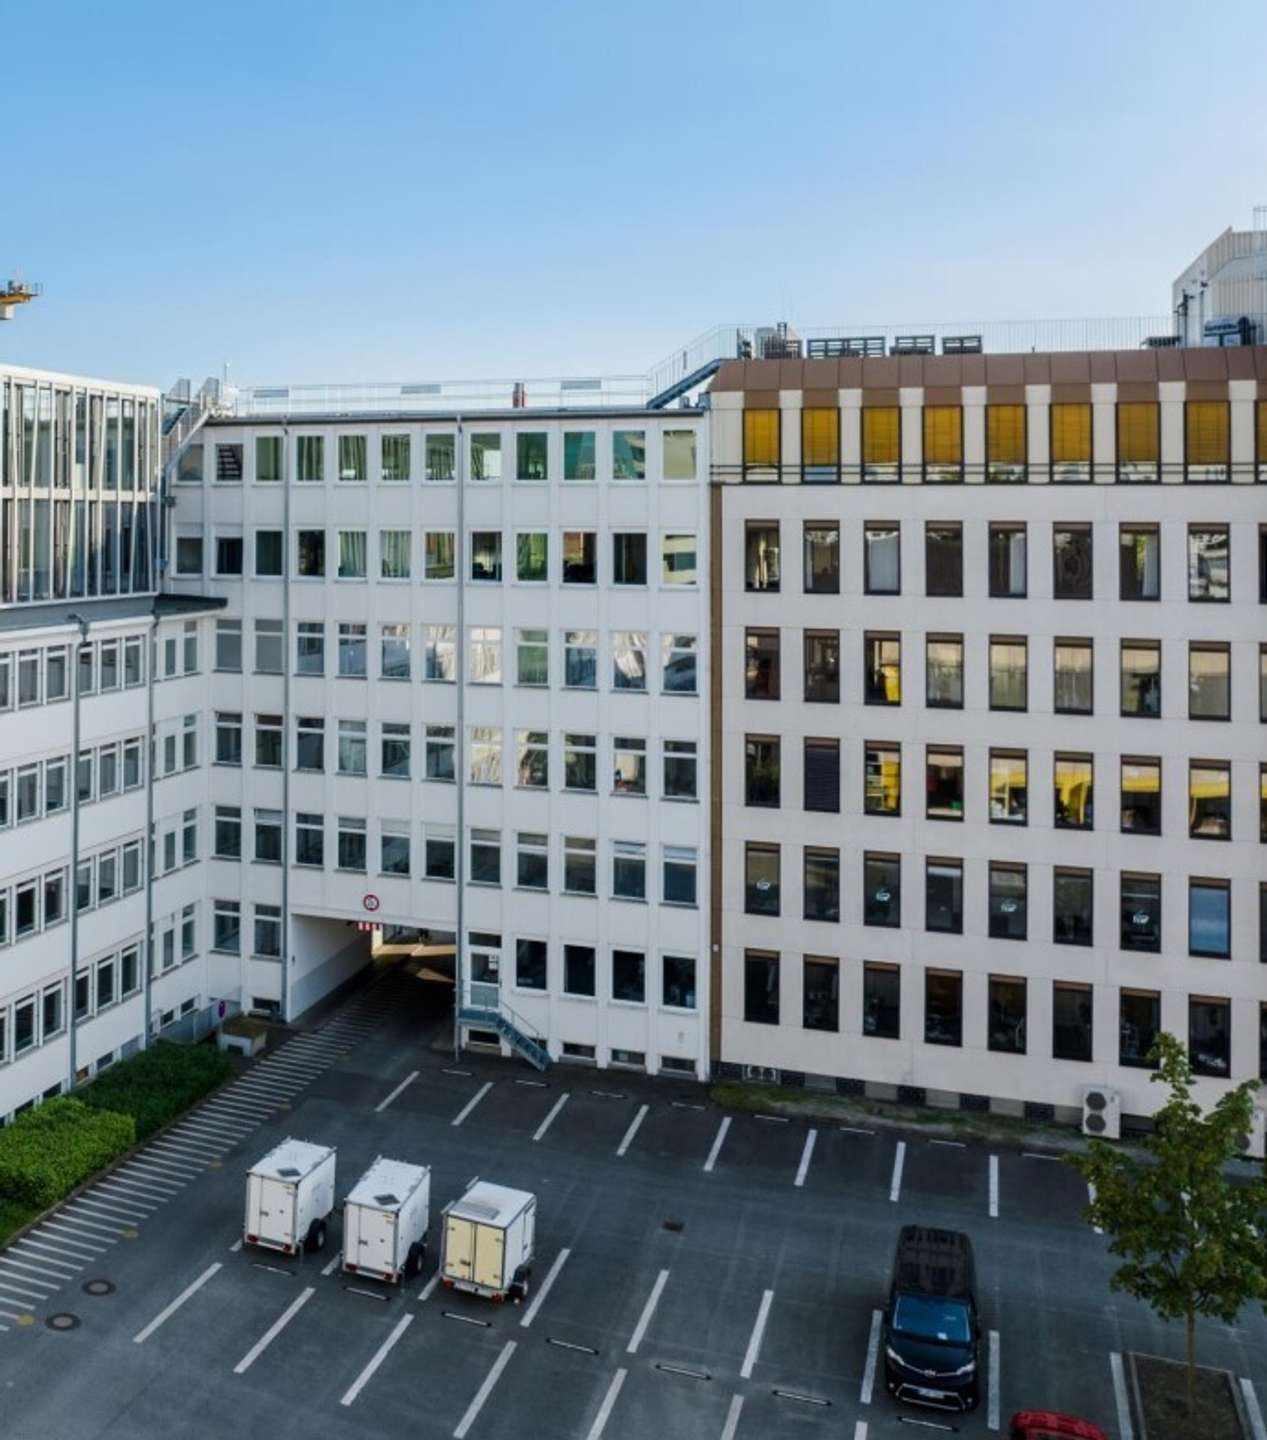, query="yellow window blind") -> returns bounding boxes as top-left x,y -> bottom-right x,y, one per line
801,408 -> 839,467
1117,403 -> 1159,463
987,405 -> 1026,464
744,409 -> 780,468
923,406 -> 962,464
1185,401 -> 1229,465
1051,403 -> 1091,462
862,407 -> 900,465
